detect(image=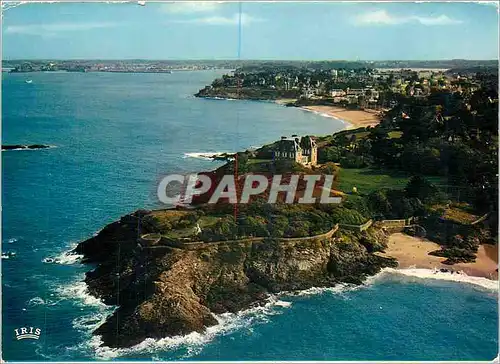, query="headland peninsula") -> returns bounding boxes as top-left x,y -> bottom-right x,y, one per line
74,61 -> 498,349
